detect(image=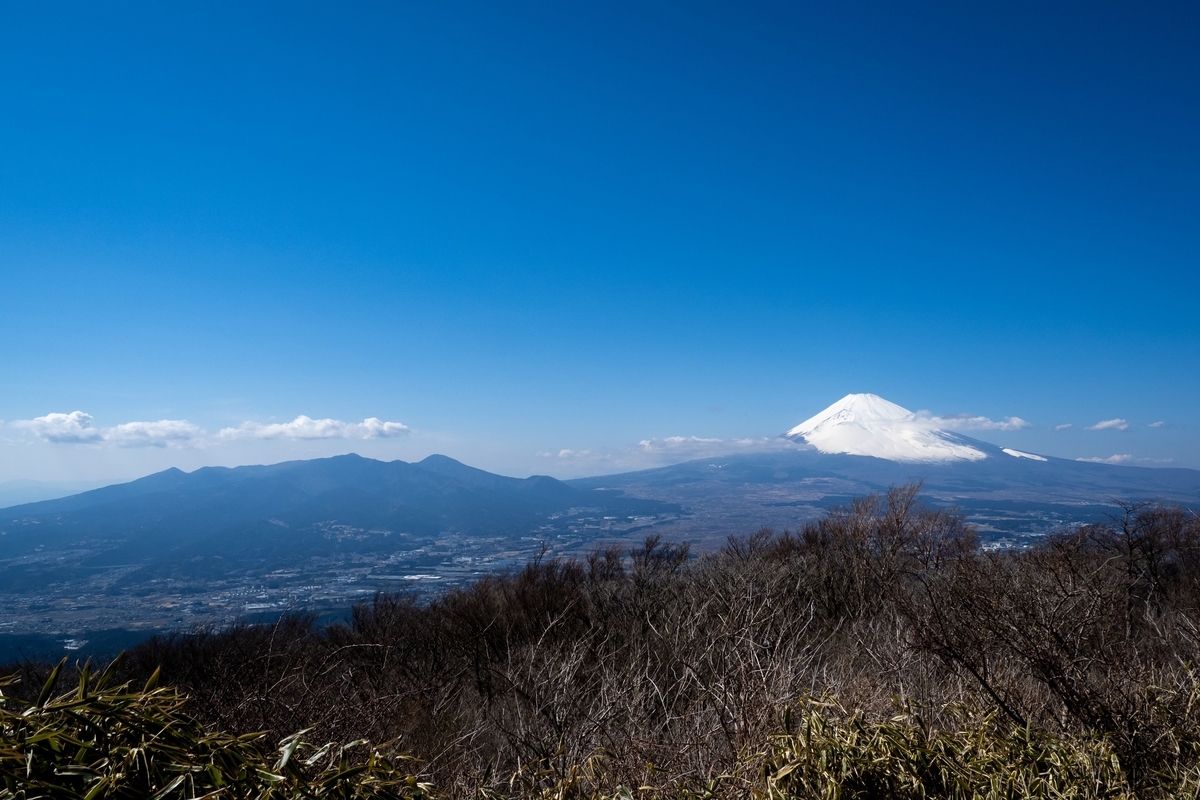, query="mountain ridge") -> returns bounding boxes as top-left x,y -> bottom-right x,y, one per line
0,453 -> 678,600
